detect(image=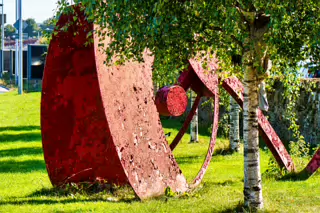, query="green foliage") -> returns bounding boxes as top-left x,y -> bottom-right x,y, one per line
289,136 -> 311,159
264,136 -> 313,179
24,18 -> 40,37
40,18 -> 56,31
218,112 -> 231,139
53,1 -> 319,147
164,187 -> 176,197
40,17 -> 59,45
288,136 -> 312,172
263,154 -> 288,180
53,0 -> 319,81
4,24 -> 16,38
